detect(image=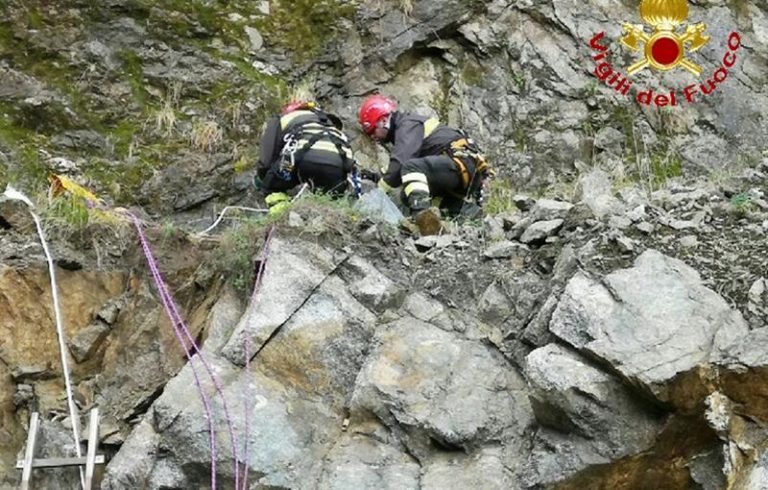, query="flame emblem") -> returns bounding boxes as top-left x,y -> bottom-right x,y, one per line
621,0 -> 710,76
